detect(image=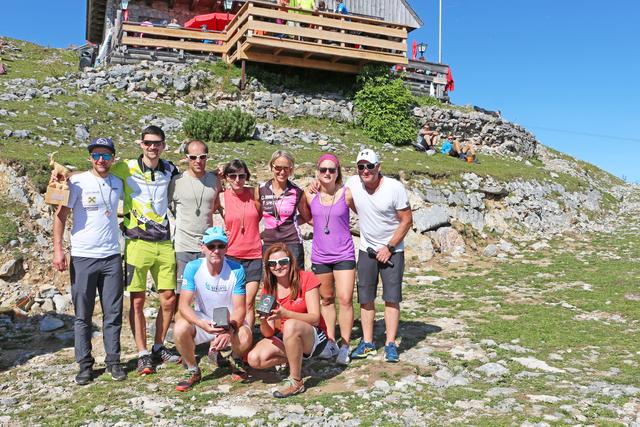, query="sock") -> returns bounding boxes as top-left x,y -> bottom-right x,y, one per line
138,350 -> 150,357
152,343 -> 162,353
187,365 -> 199,373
